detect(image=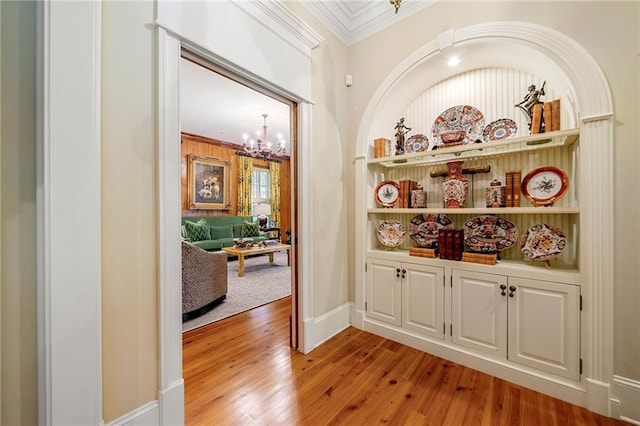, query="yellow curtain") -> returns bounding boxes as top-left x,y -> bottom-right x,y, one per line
237,156 -> 253,216
269,161 -> 281,226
